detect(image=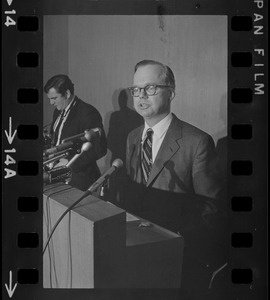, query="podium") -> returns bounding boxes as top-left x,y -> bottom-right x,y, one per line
43,183 -> 184,288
